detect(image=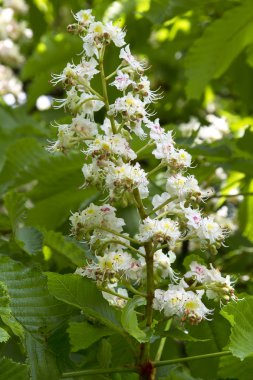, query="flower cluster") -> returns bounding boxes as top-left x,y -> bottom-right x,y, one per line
179,115 -> 230,145
49,9 -> 235,322
0,0 -> 31,103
